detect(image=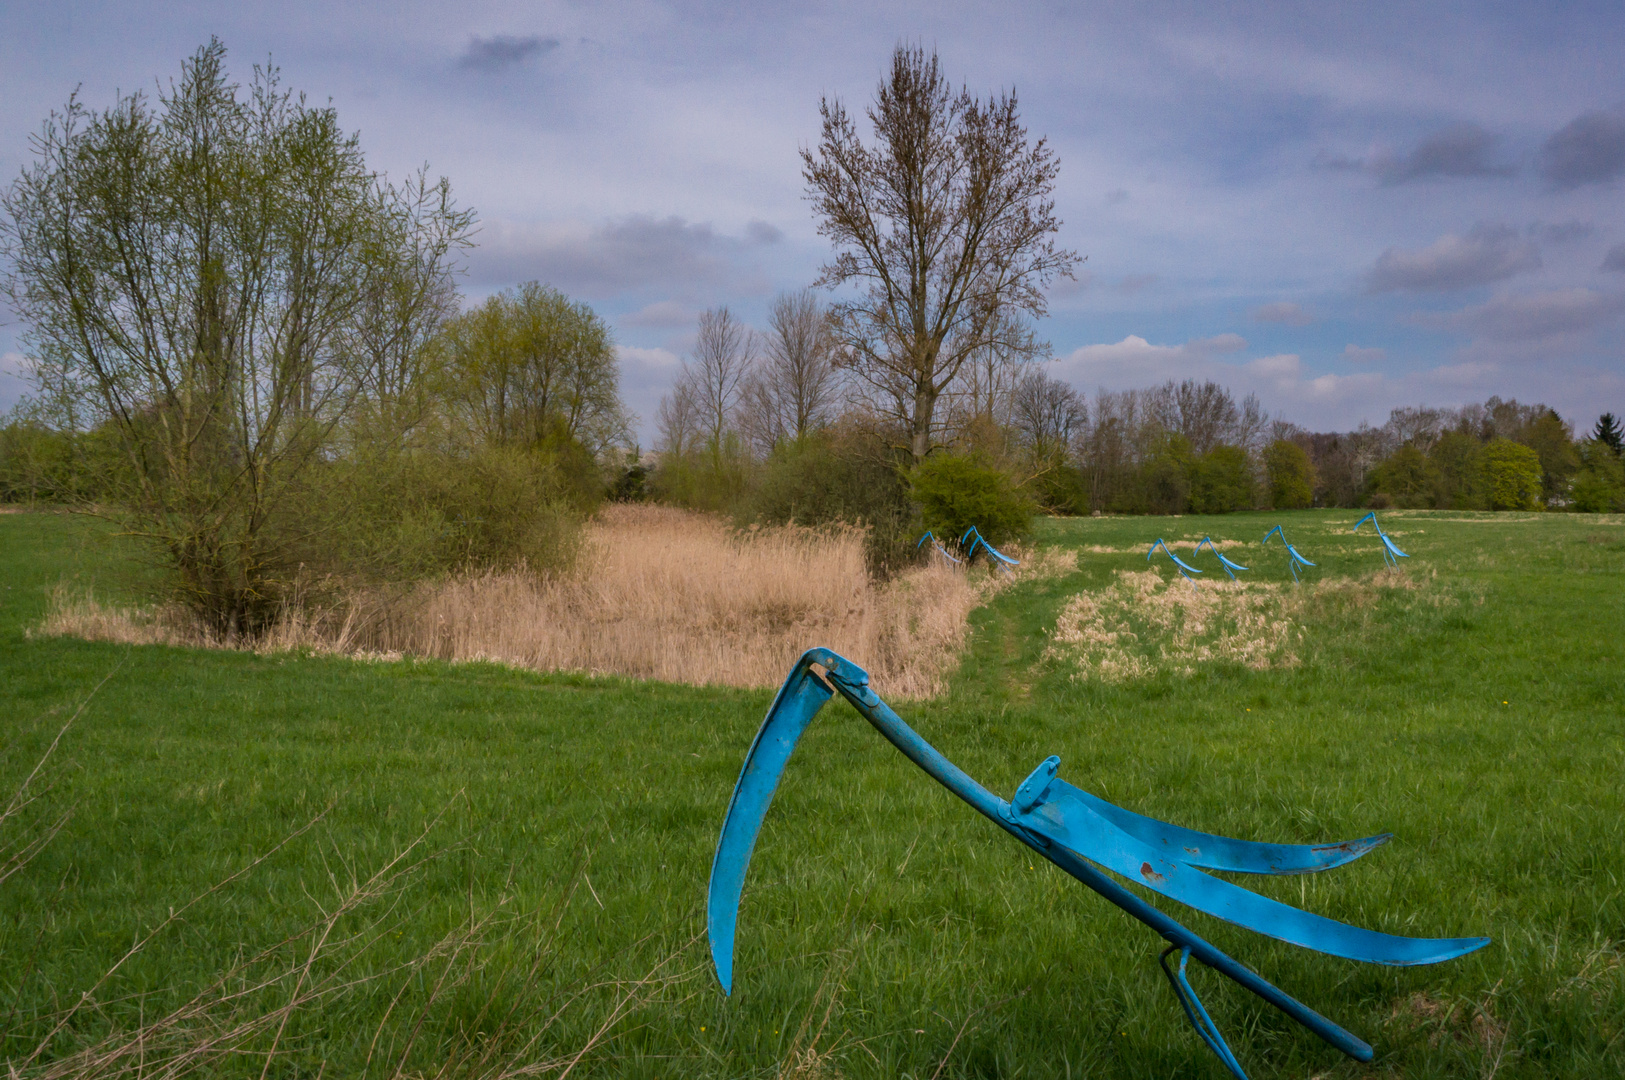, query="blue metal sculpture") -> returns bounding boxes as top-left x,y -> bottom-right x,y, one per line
959,526 -> 1020,571
915,530 -> 964,565
1148,538 -> 1203,582
708,649 -> 1488,1080
1351,512 -> 1410,568
1262,525 -> 1317,583
1194,536 -> 1250,580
